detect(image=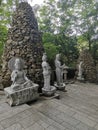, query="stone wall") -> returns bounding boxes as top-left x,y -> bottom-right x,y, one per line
1,2 -> 44,89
